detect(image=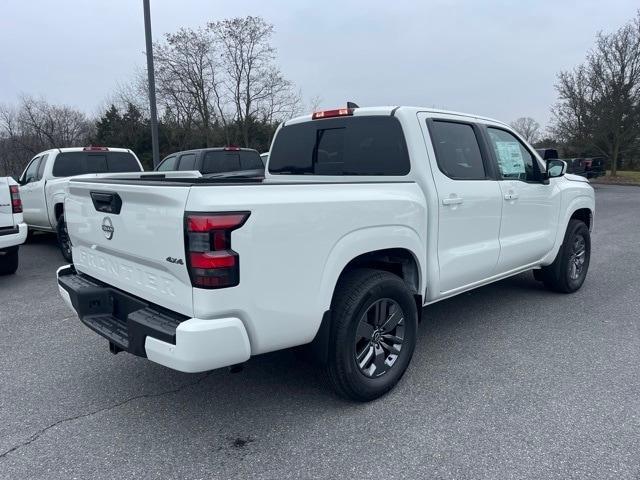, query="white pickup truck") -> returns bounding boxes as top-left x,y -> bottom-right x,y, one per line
18,146 -> 143,261
57,106 -> 595,401
0,177 -> 27,274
